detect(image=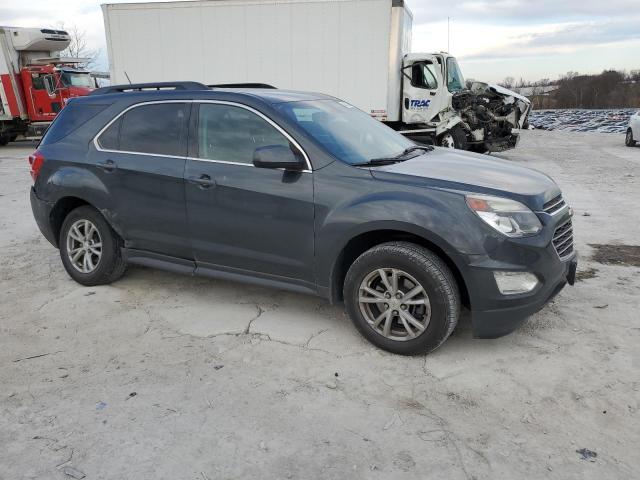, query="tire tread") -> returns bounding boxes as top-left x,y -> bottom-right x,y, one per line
344,241 -> 460,355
